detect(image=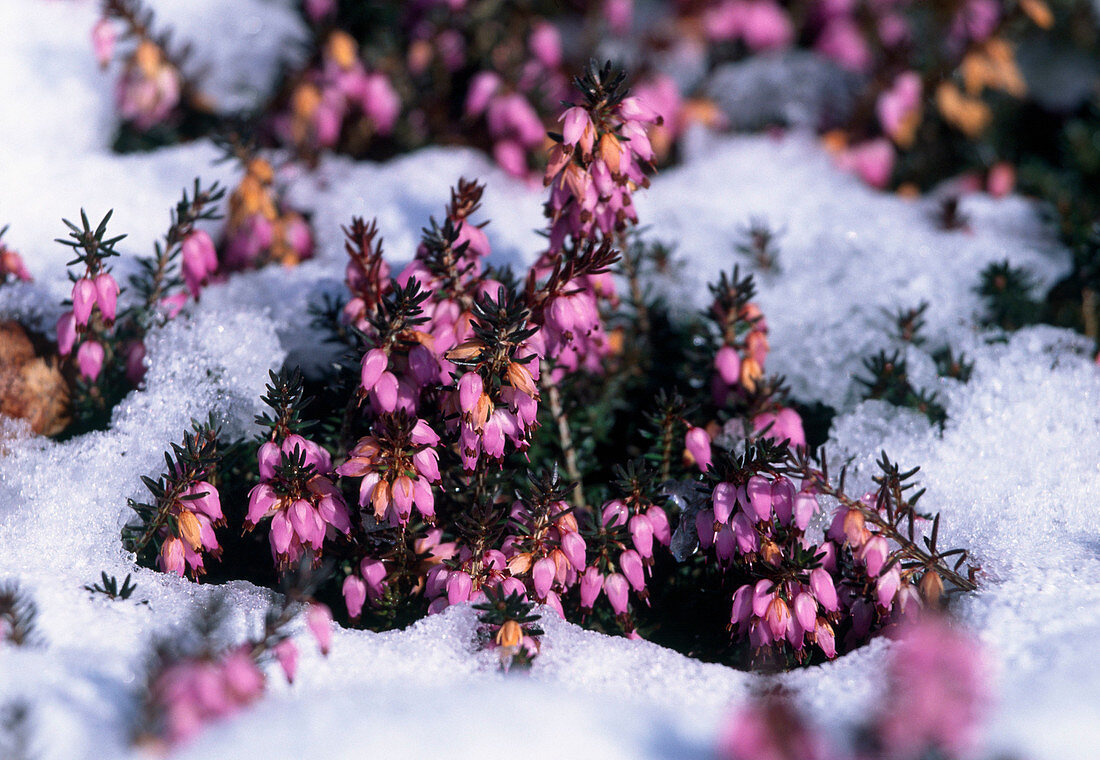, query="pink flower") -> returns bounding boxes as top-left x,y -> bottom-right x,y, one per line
815,17 -> 872,73
360,348 -> 389,391
273,639 -> 298,683
343,575 -> 367,618
604,572 -> 629,615
876,71 -> 922,144
158,536 -> 186,575
987,162 -> 1015,198
580,567 -> 603,608
93,272 -> 119,324
746,475 -> 773,522
719,698 -> 831,760
56,311 -> 77,356
92,19 -> 115,69
836,138 -> 895,189
181,230 -> 218,298
685,426 -> 713,471
620,550 -> 645,592
465,72 -> 501,118
714,345 -> 742,385
76,340 -> 105,381
752,407 -> 806,449
532,556 -> 556,599
358,73 -> 400,135
306,602 -> 333,655
529,22 -> 562,69
72,278 -> 97,327
877,617 -> 987,758
741,1 -> 793,51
